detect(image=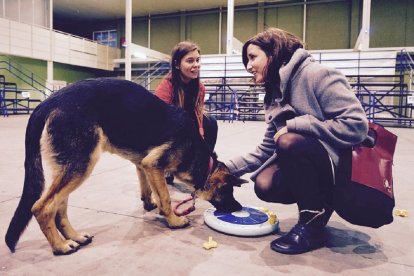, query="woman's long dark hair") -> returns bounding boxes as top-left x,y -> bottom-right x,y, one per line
167,41 -> 202,116
242,28 -> 304,104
